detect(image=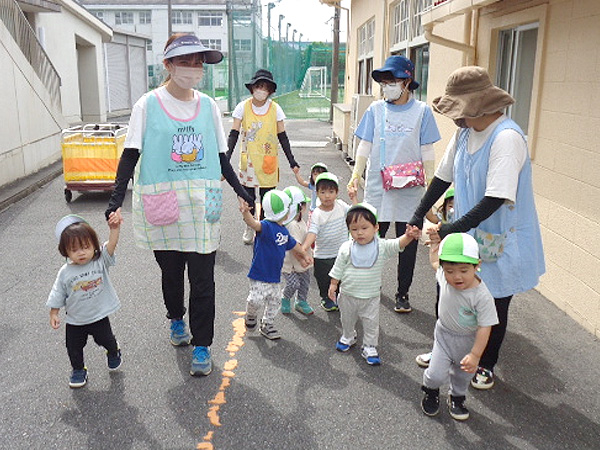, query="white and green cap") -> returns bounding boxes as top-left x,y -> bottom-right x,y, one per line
282,186 -> 310,225
438,233 -> 480,265
315,171 -> 339,187
311,162 -> 328,172
347,202 -> 378,221
262,189 -> 292,222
